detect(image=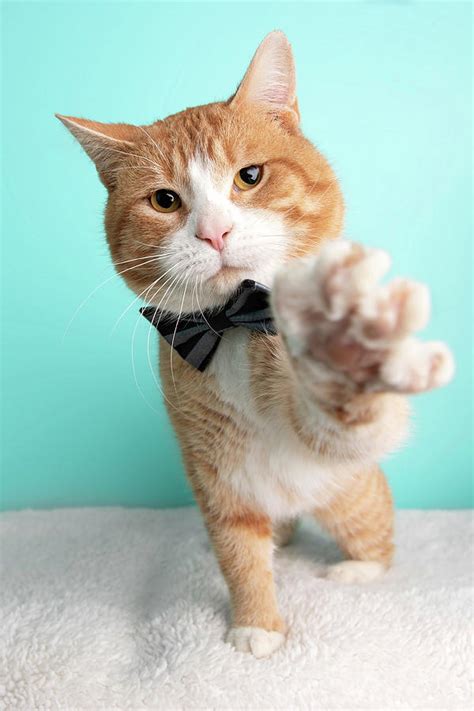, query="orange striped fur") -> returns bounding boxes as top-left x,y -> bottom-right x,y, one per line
59,31 -> 454,657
